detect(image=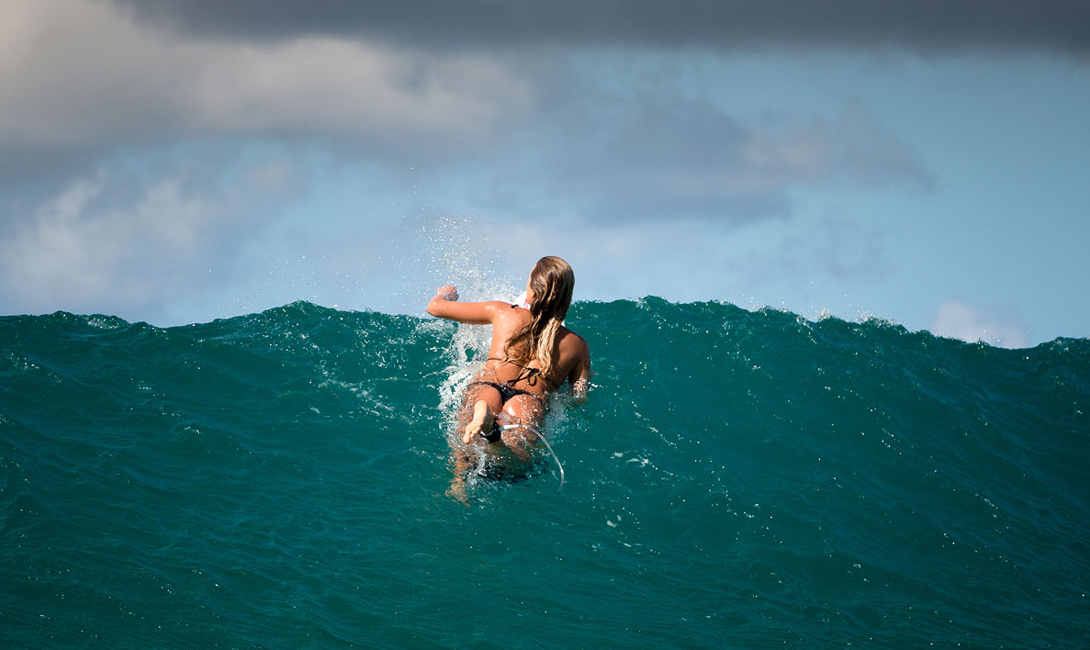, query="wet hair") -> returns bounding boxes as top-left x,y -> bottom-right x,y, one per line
504,256 -> 575,380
